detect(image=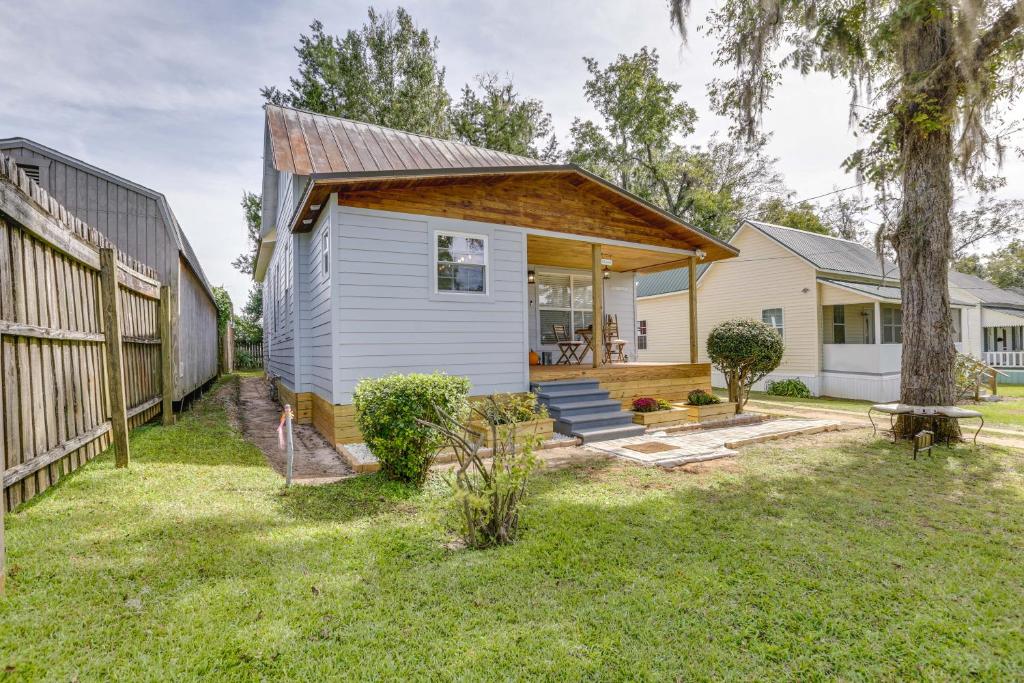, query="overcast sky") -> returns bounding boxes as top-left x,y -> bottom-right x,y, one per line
2,0 -> 1021,305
